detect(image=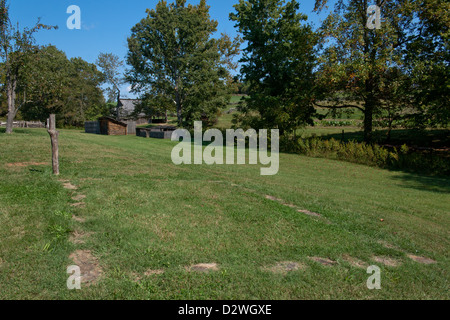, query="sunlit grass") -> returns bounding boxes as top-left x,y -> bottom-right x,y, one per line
0,128 -> 448,299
